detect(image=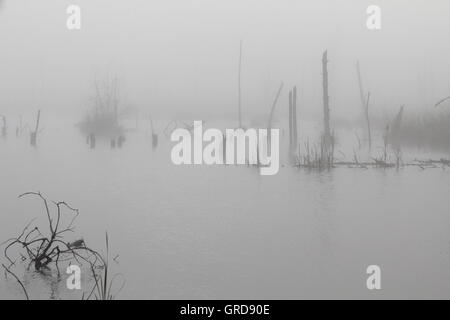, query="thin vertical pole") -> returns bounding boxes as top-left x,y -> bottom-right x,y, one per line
238,40 -> 242,128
